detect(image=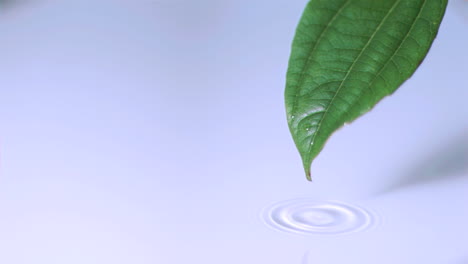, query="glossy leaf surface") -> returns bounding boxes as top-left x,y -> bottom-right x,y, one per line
285,0 -> 448,180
